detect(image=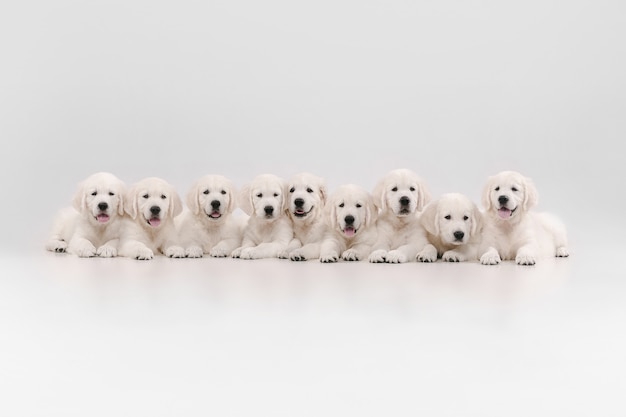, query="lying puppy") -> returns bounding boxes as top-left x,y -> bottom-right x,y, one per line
46,172 -> 126,257
279,172 -> 328,261
479,170 -> 569,265
419,193 -> 484,262
118,177 -> 184,260
231,174 -> 293,259
368,168 -> 432,263
320,184 -> 378,262
175,175 -> 245,258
